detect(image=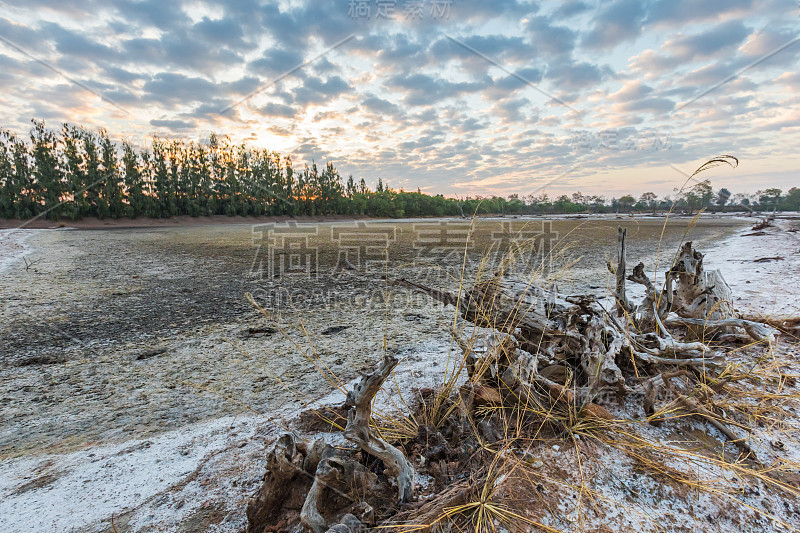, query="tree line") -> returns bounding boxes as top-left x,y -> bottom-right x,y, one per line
1,120 -> 477,220
1,120 -> 797,221
524,181 -> 800,215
